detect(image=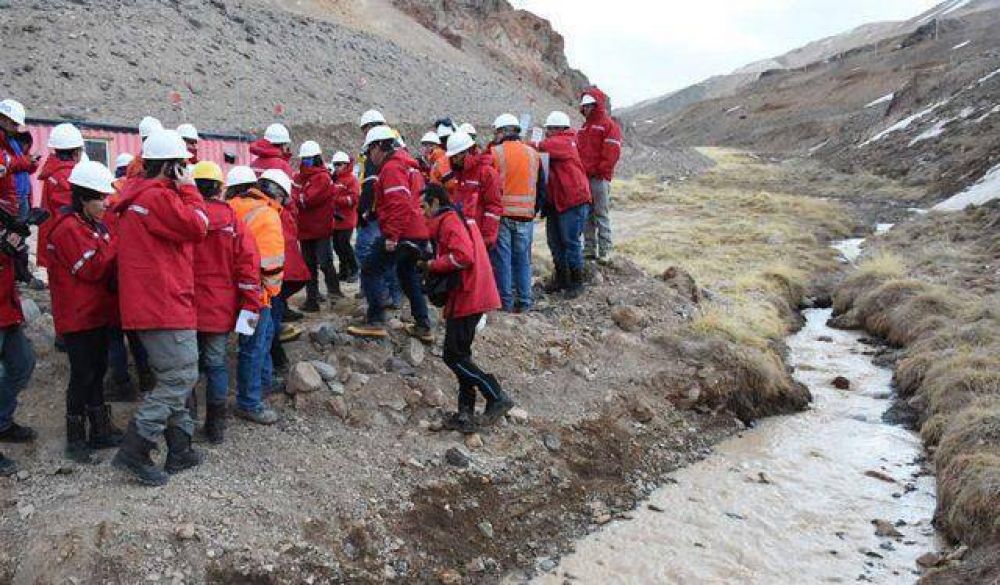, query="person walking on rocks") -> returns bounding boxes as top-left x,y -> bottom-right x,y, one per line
577,87 -> 622,262
330,151 -> 359,282
111,129 -> 208,486
537,111 -> 592,299
294,141 -> 341,312
420,183 -> 512,432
